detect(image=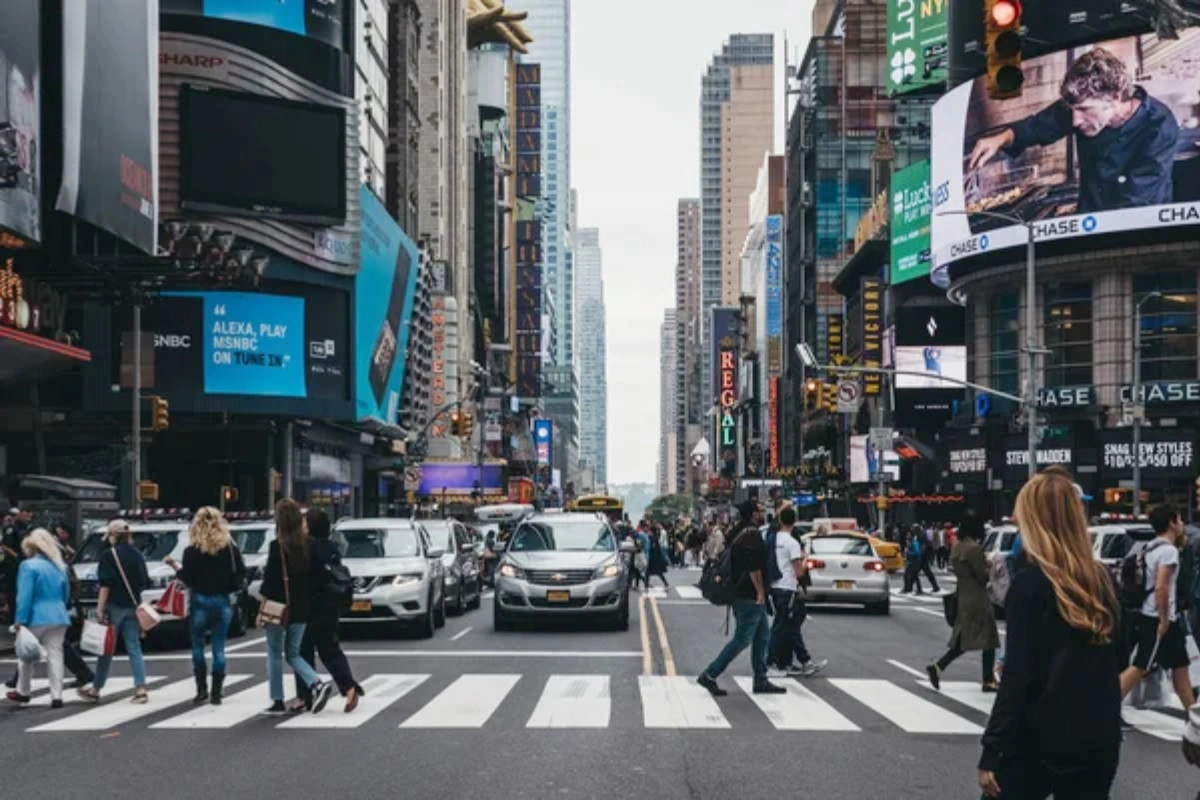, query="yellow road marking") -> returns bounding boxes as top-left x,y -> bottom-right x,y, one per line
639,593 -> 652,675
649,596 -> 677,677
